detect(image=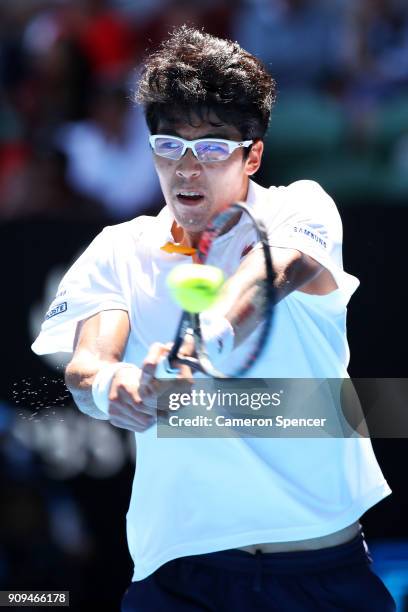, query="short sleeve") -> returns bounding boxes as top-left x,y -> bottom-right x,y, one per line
32,227 -> 127,355
264,180 -> 359,304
